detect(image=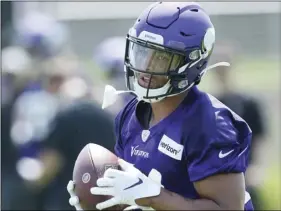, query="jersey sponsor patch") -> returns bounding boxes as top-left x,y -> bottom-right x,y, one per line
158,135 -> 183,160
